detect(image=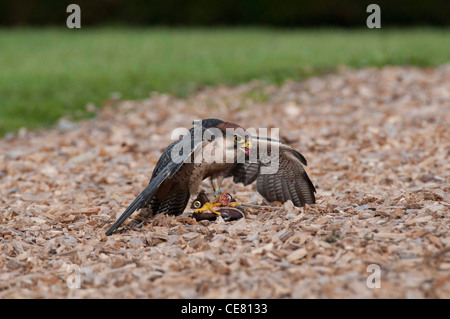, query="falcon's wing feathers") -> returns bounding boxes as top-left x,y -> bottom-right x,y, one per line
227,136 -> 316,207
105,132 -> 204,236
